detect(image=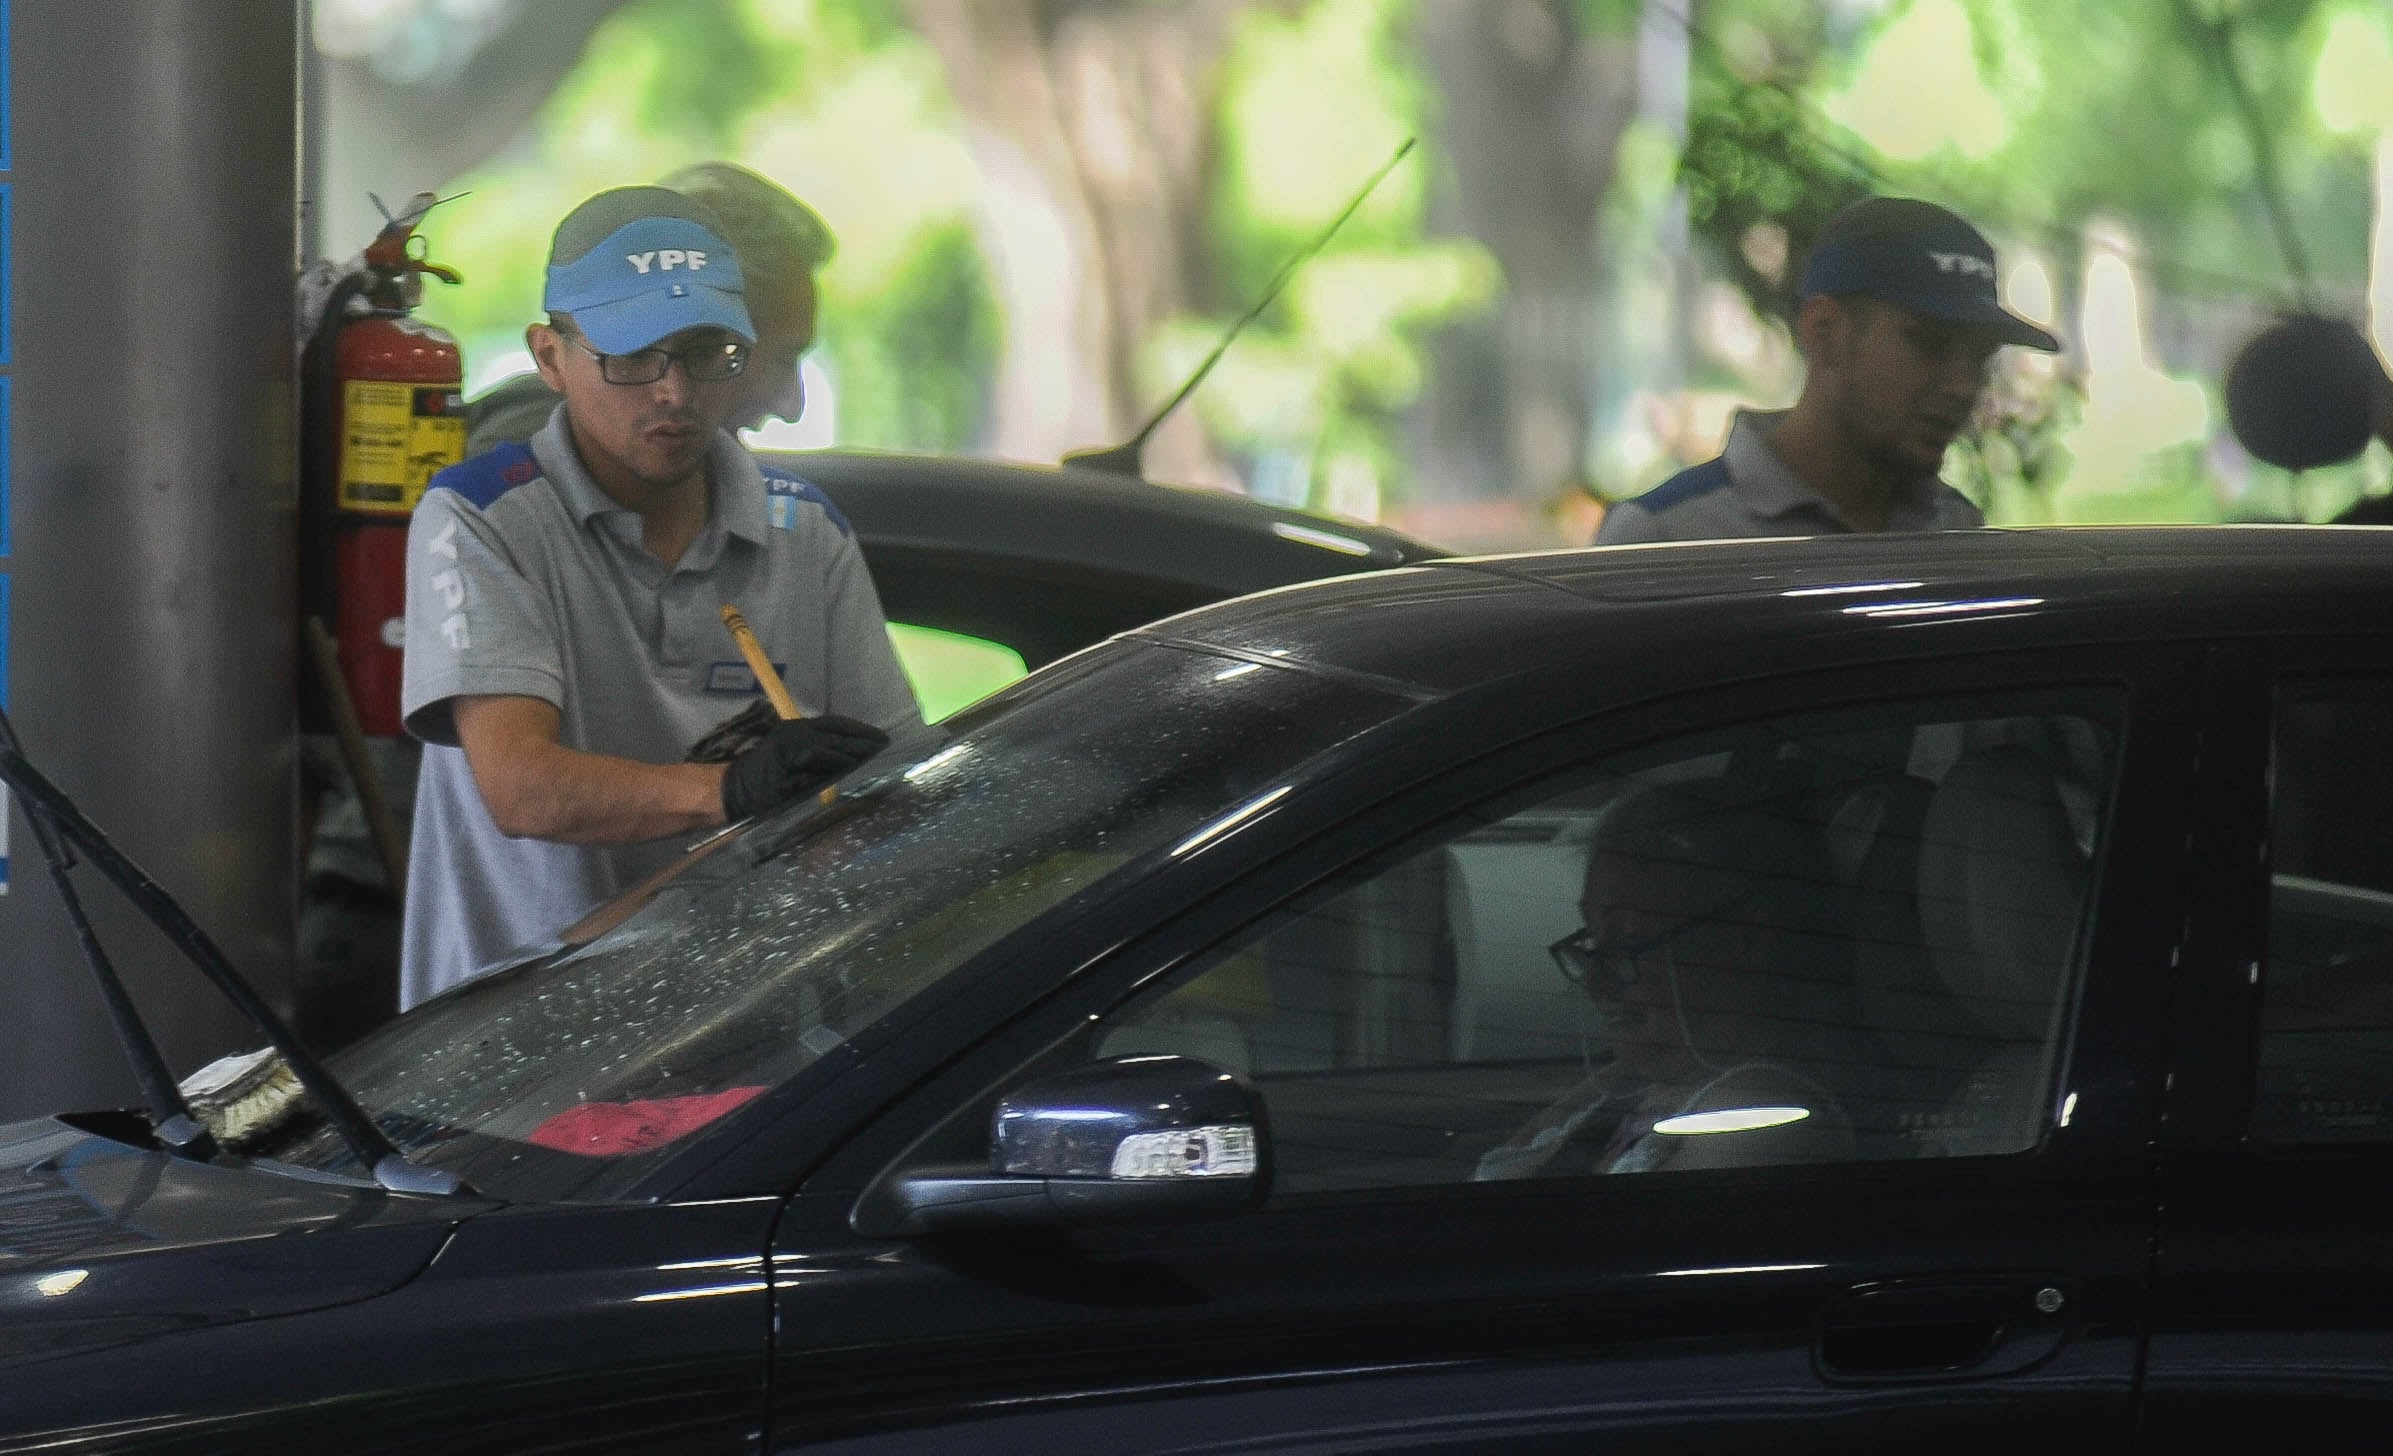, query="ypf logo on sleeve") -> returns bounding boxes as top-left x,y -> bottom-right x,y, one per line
424,515 -> 470,651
